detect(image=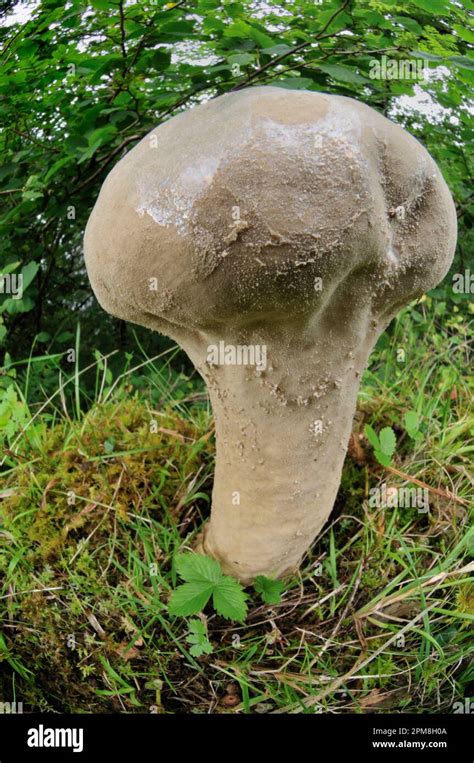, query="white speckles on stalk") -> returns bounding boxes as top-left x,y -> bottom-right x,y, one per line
394,205 -> 405,221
